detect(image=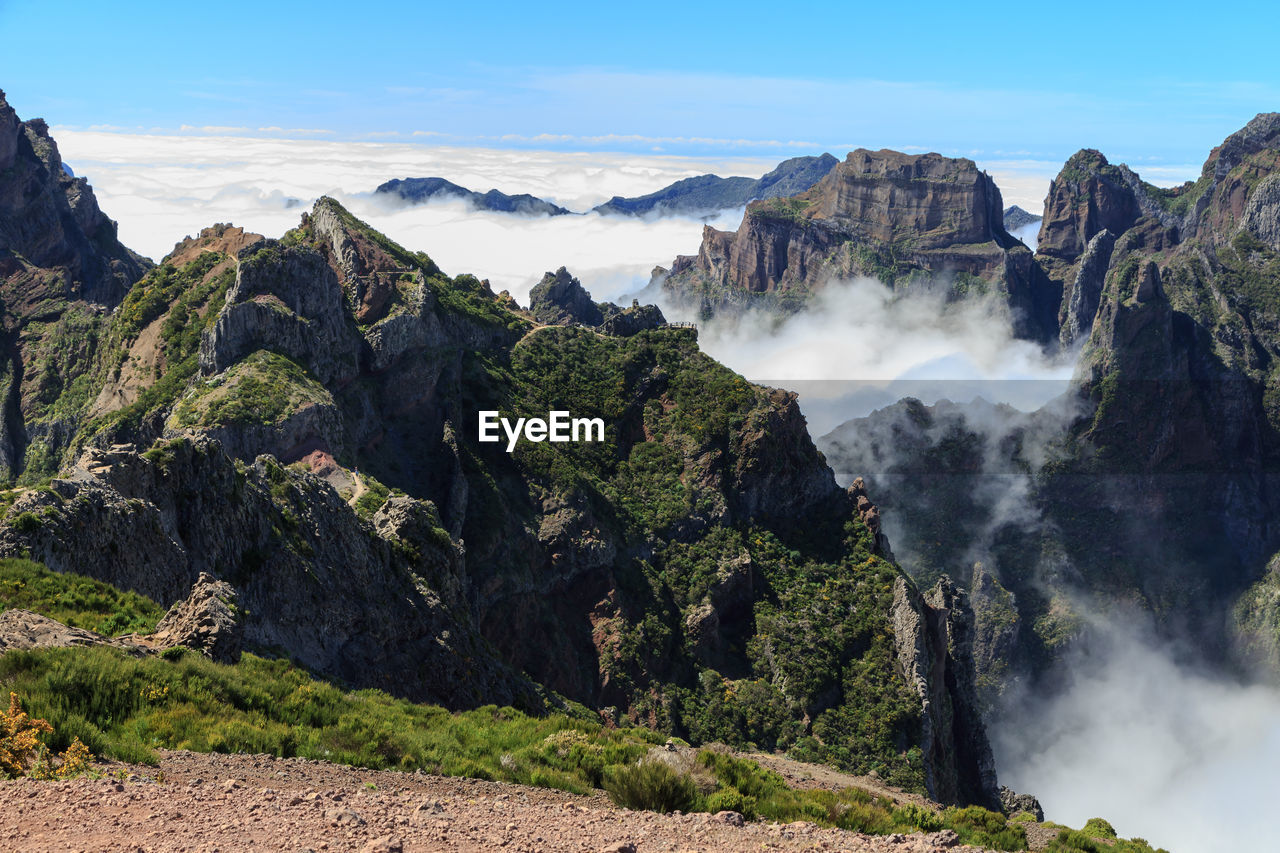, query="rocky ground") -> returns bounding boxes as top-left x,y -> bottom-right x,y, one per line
0,750 -> 999,853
